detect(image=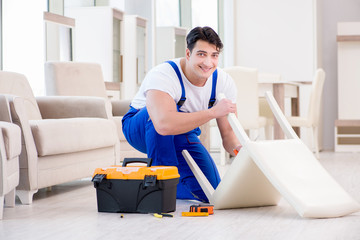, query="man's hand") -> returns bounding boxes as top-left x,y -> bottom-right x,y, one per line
210,98 -> 236,118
